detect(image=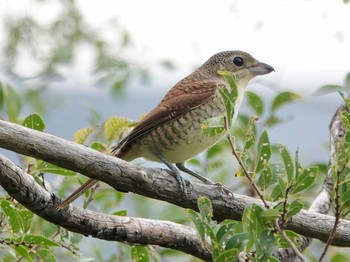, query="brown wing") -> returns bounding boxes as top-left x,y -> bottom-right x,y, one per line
112,79 -> 220,156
